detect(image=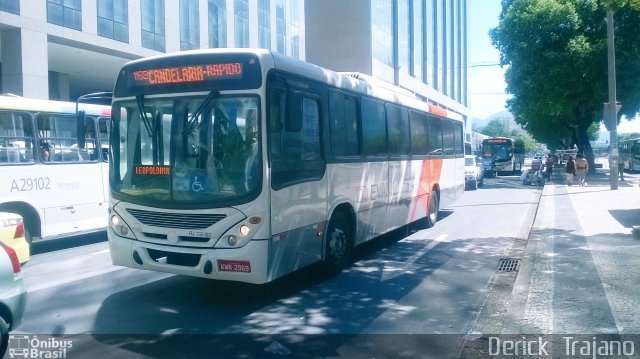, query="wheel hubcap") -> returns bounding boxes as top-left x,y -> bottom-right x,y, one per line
330,228 -> 347,261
